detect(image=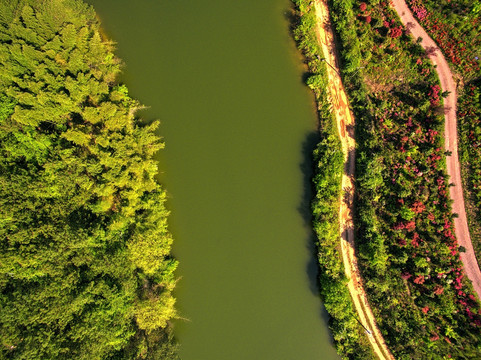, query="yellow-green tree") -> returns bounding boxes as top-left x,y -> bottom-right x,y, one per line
0,1 -> 178,359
